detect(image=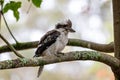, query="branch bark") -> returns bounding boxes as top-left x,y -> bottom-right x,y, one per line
0,51 -> 119,70
0,34 -> 24,58
0,38 -> 114,53
112,0 -> 120,79
113,0 -> 120,60
1,11 -> 18,43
